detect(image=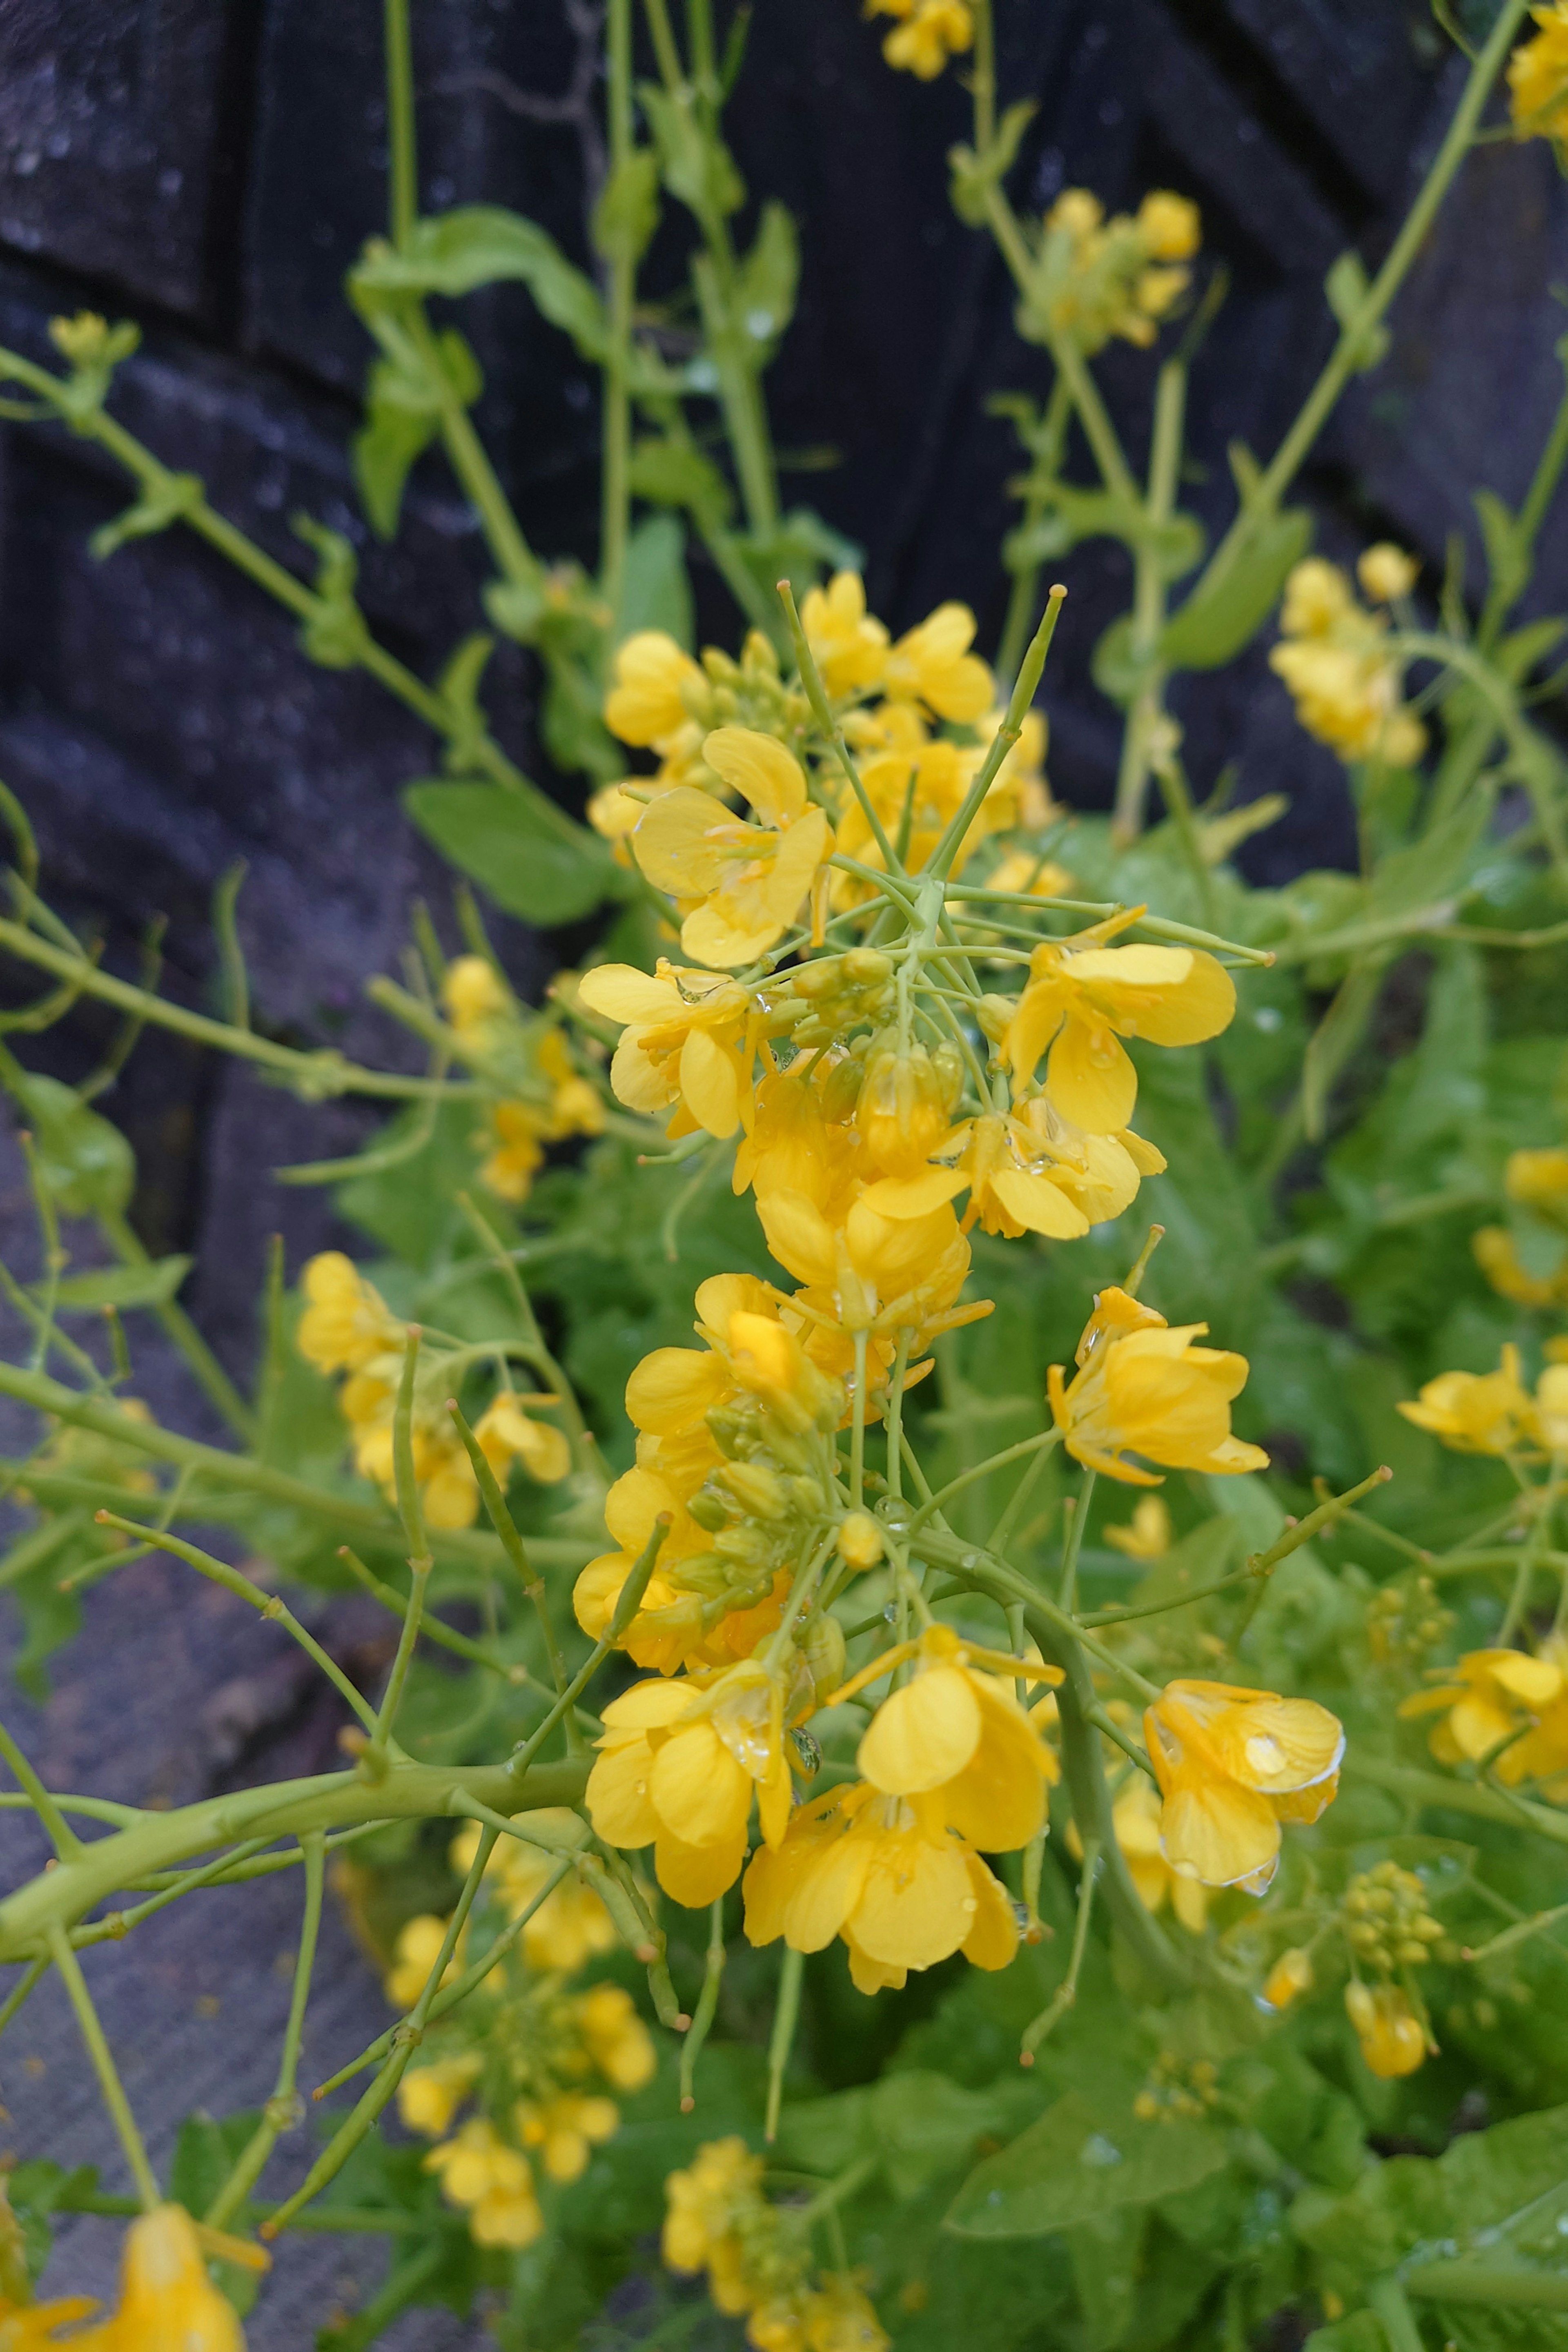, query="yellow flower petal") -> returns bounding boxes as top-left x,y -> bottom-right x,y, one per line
703,726 -> 808,826
858,1666 -> 983,1795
